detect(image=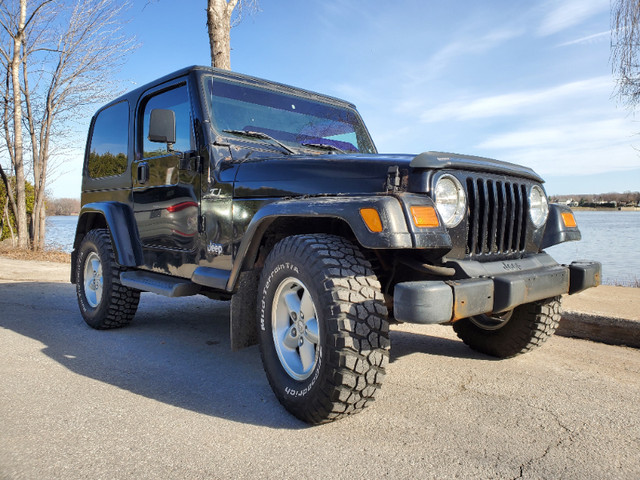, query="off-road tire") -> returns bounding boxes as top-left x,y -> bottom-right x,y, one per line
75,229 -> 140,329
453,296 -> 562,358
257,234 -> 390,424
